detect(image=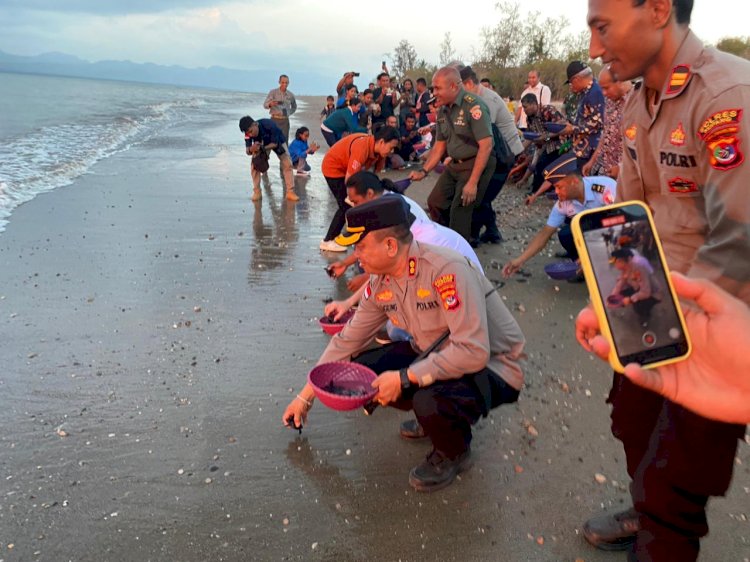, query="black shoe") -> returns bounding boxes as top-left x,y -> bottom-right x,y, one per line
567,272 -> 585,283
555,250 -> 572,258
399,419 -> 427,440
409,448 -> 472,492
583,507 -> 640,551
480,230 -> 503,244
